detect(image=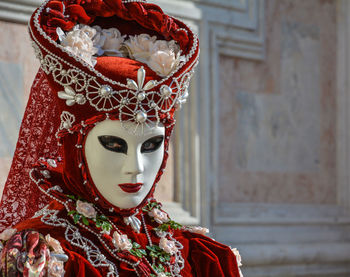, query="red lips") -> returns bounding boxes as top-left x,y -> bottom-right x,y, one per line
118,183 -> 143,193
